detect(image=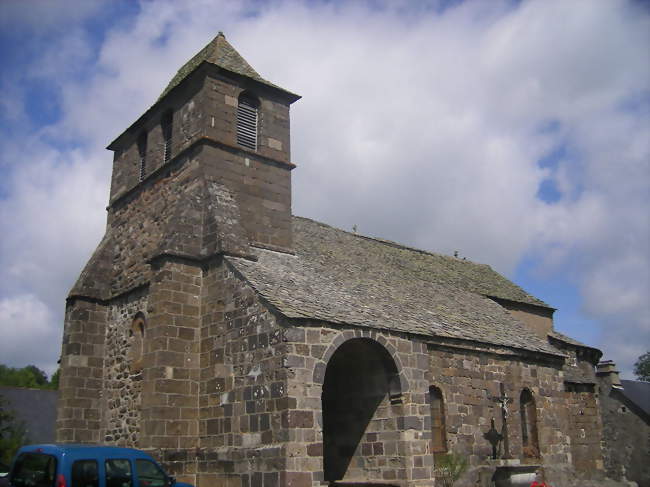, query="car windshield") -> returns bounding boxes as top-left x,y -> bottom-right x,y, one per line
10,453 -> 57,487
